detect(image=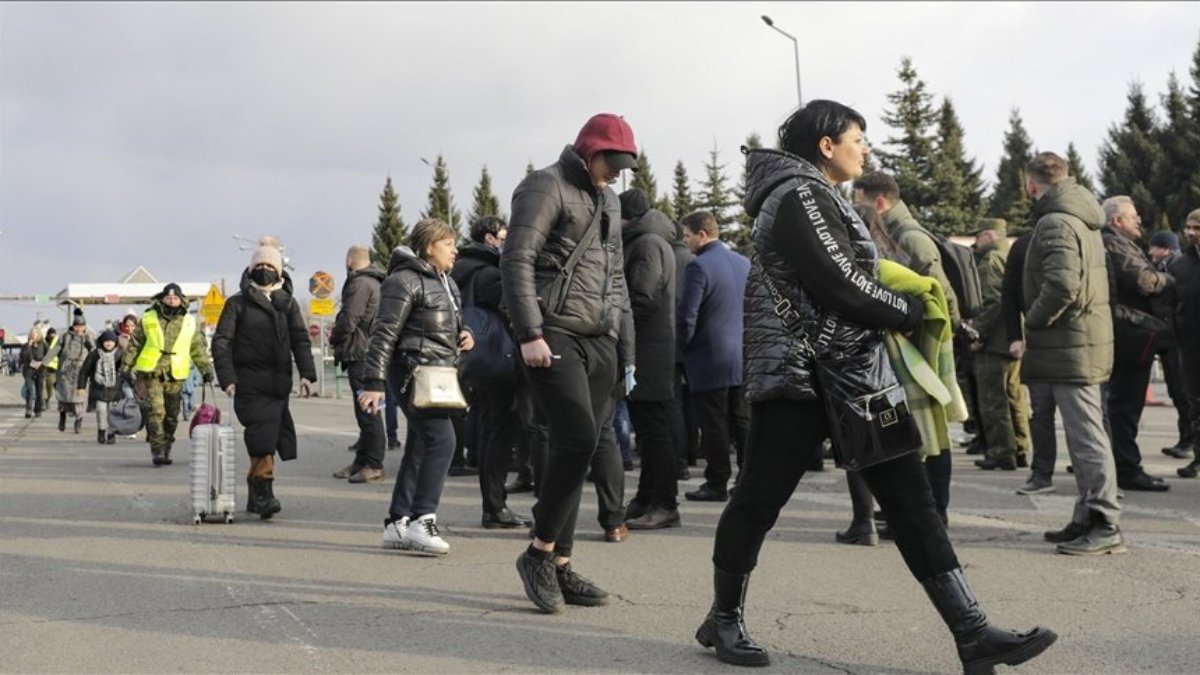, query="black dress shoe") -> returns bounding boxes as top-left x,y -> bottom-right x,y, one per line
505,478 -> 534,494
388,439 -> 402,451
482,508 -> 531,529
975,457 -> 1017,471
1118,473 -> 1170,492
624,499 -> 648,522
685,485 -> 729,502
626,505 -> 681,530
1161,443 -> 1193,459
448,464 -> 477,477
